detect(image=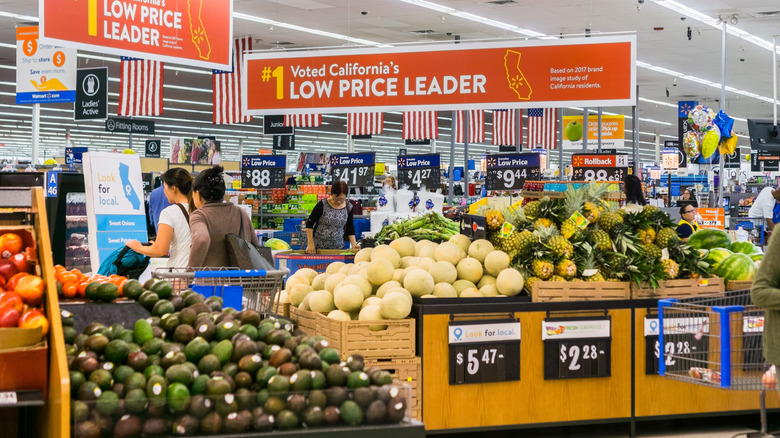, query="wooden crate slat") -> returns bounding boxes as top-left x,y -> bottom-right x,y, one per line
290,307 -> 318,335
315,313 -> 415,360
631,277 -> 725,299
365,357 -> 421,421
726,280 -> 753,291
532,281 -> 630,302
